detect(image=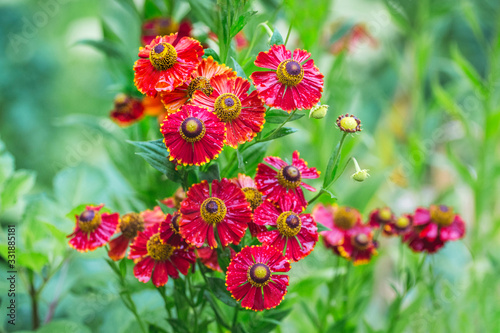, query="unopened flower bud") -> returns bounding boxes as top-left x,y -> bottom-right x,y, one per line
309,104 -> 329,119
351,157 -> 370,182
336,113 -> 361,133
